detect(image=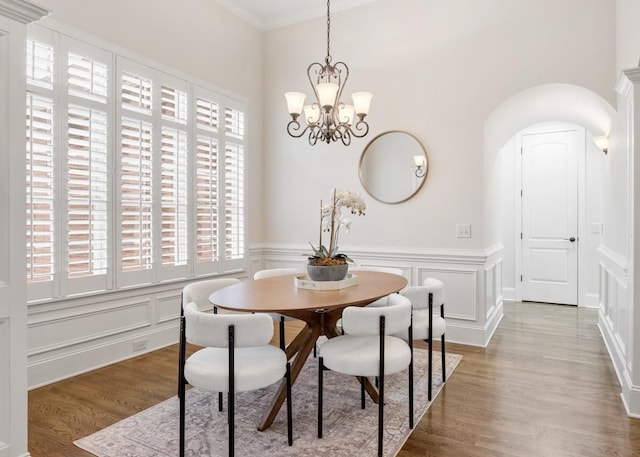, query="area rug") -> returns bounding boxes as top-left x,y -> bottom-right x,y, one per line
75,349 -> 461,457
